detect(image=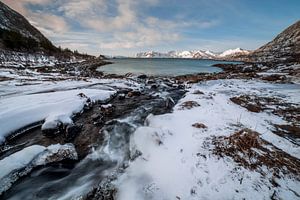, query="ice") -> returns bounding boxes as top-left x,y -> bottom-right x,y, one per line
0,89 -> 116,143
